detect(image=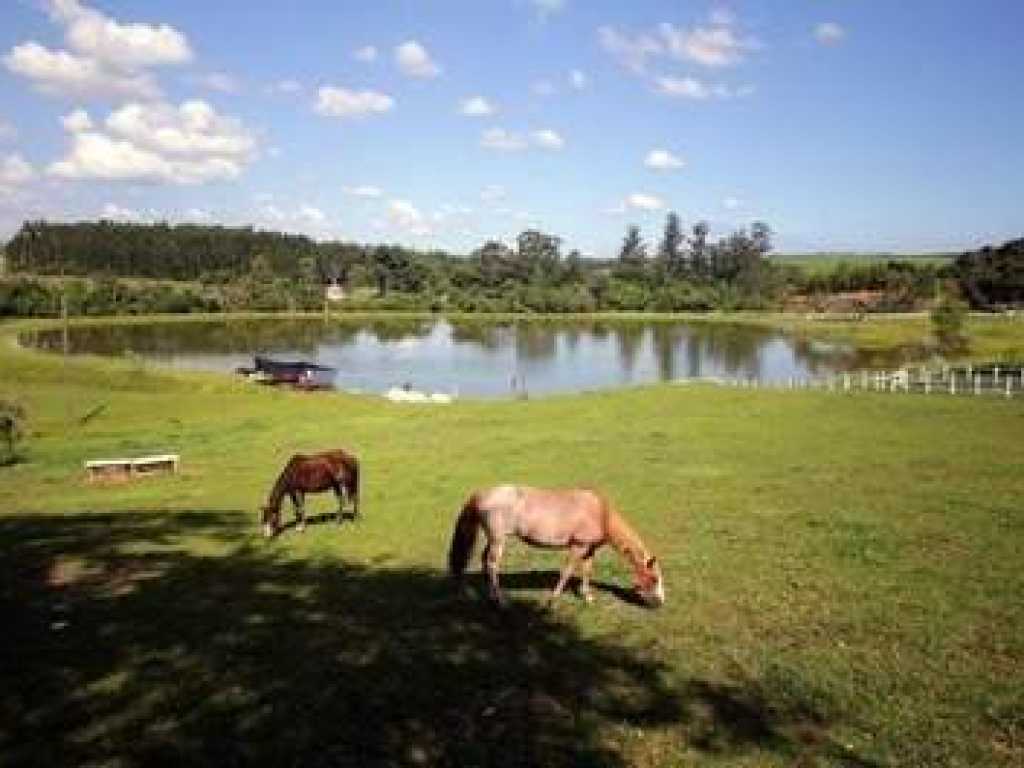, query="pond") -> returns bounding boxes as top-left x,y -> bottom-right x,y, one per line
21,317 -> 871,398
